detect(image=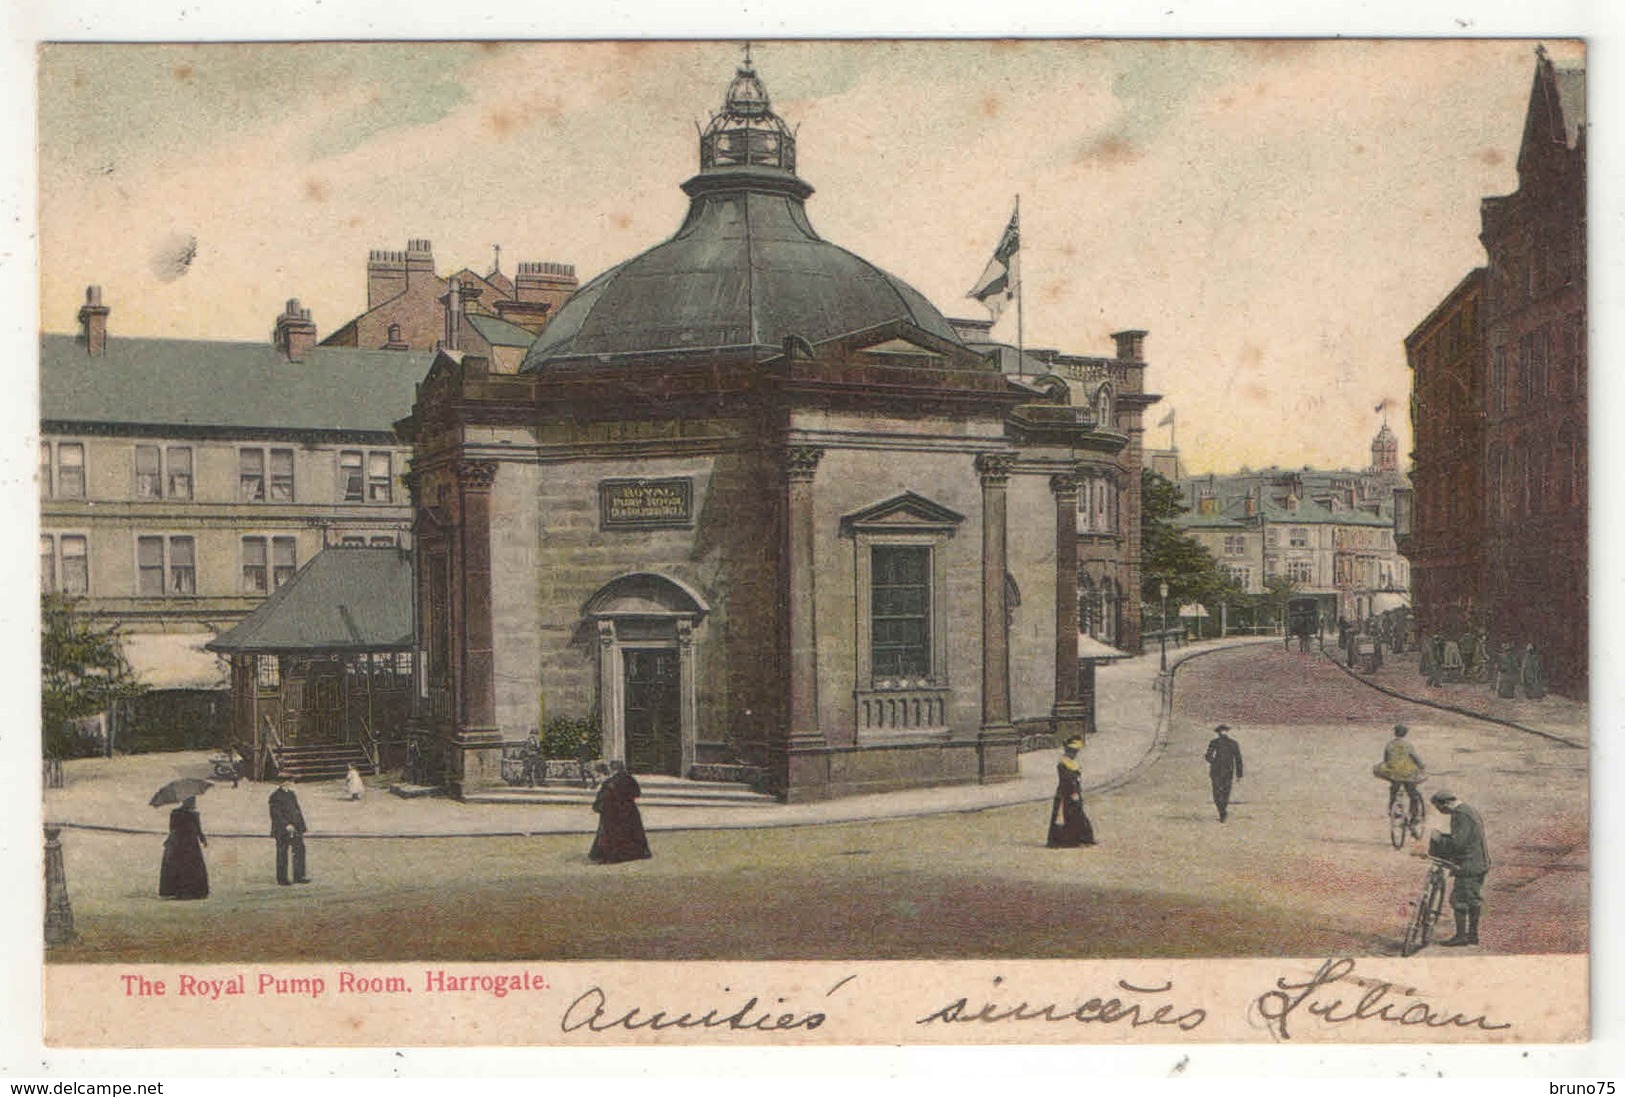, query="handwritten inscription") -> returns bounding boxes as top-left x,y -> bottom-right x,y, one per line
1253,958 -> 1513,1040
917,975 -> 1207,1031
600,477 -> 693,529
560,975 -> 855,1034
